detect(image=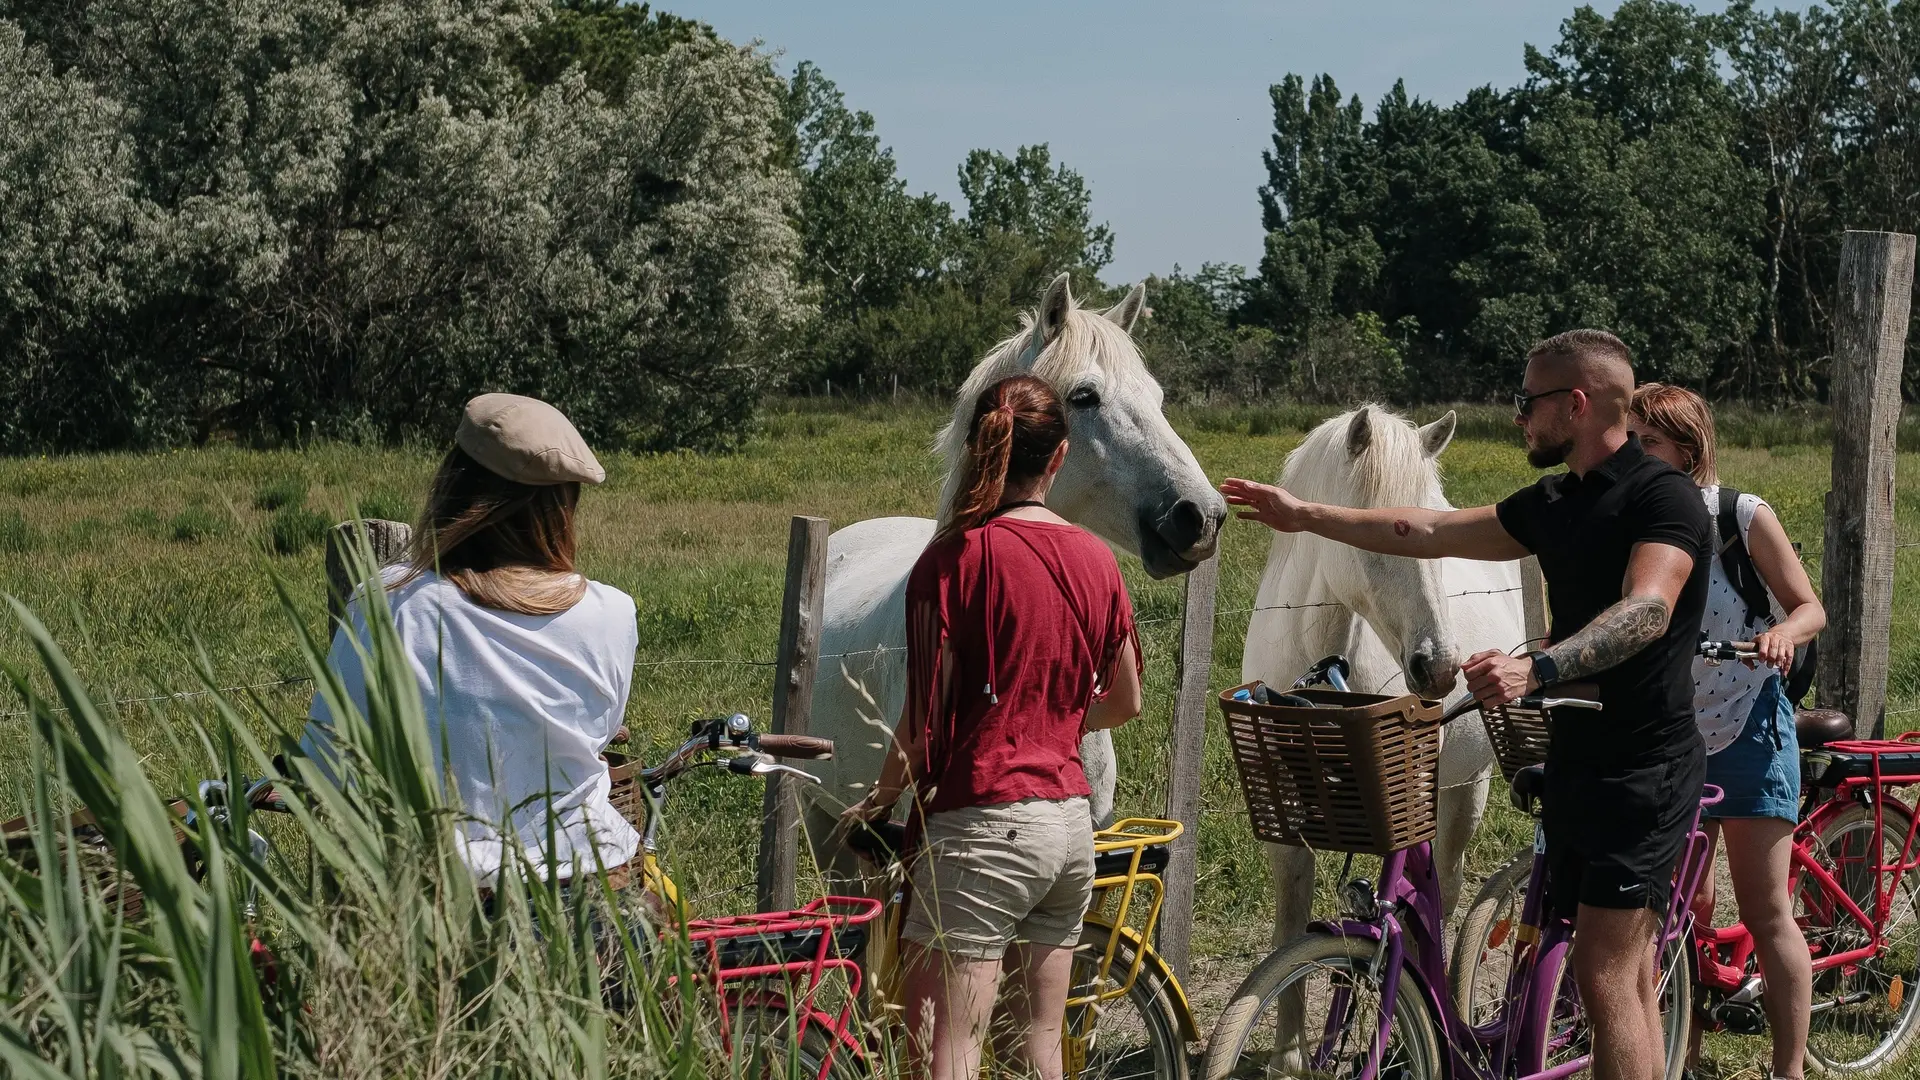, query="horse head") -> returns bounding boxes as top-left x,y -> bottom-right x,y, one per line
1283,405 -> 1462,698
935,274 -> 1224,578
